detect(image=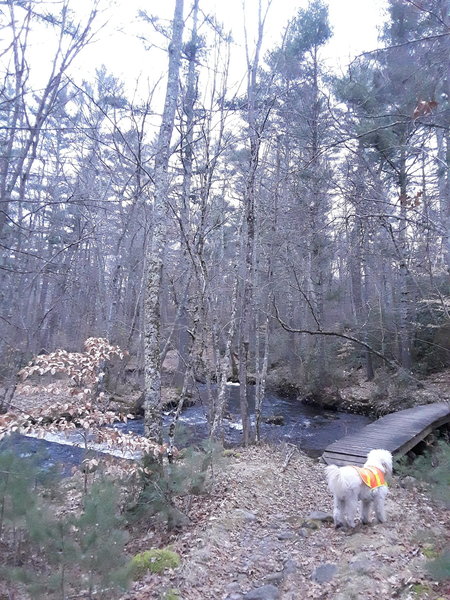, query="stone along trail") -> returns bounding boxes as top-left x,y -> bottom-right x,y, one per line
123,445 -> 450,600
